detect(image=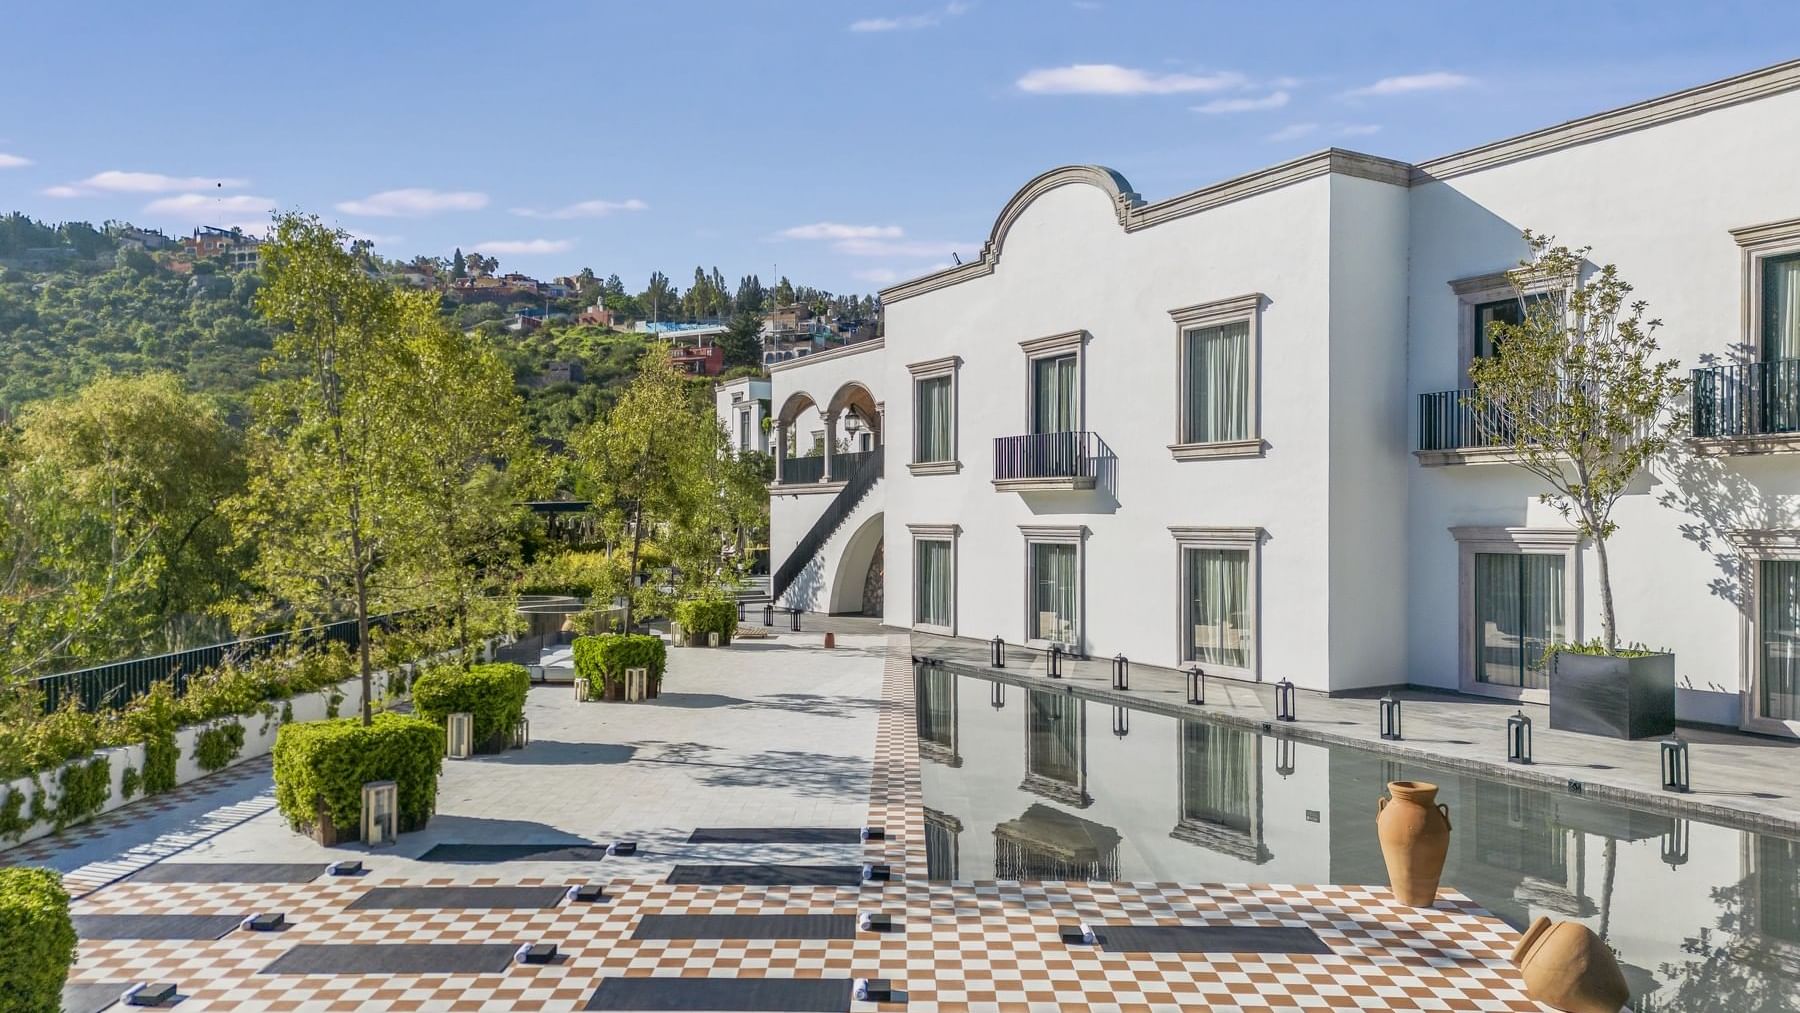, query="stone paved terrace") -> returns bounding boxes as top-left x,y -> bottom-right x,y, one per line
11,627 -> 1585,1011
911,630 -> 1800,835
